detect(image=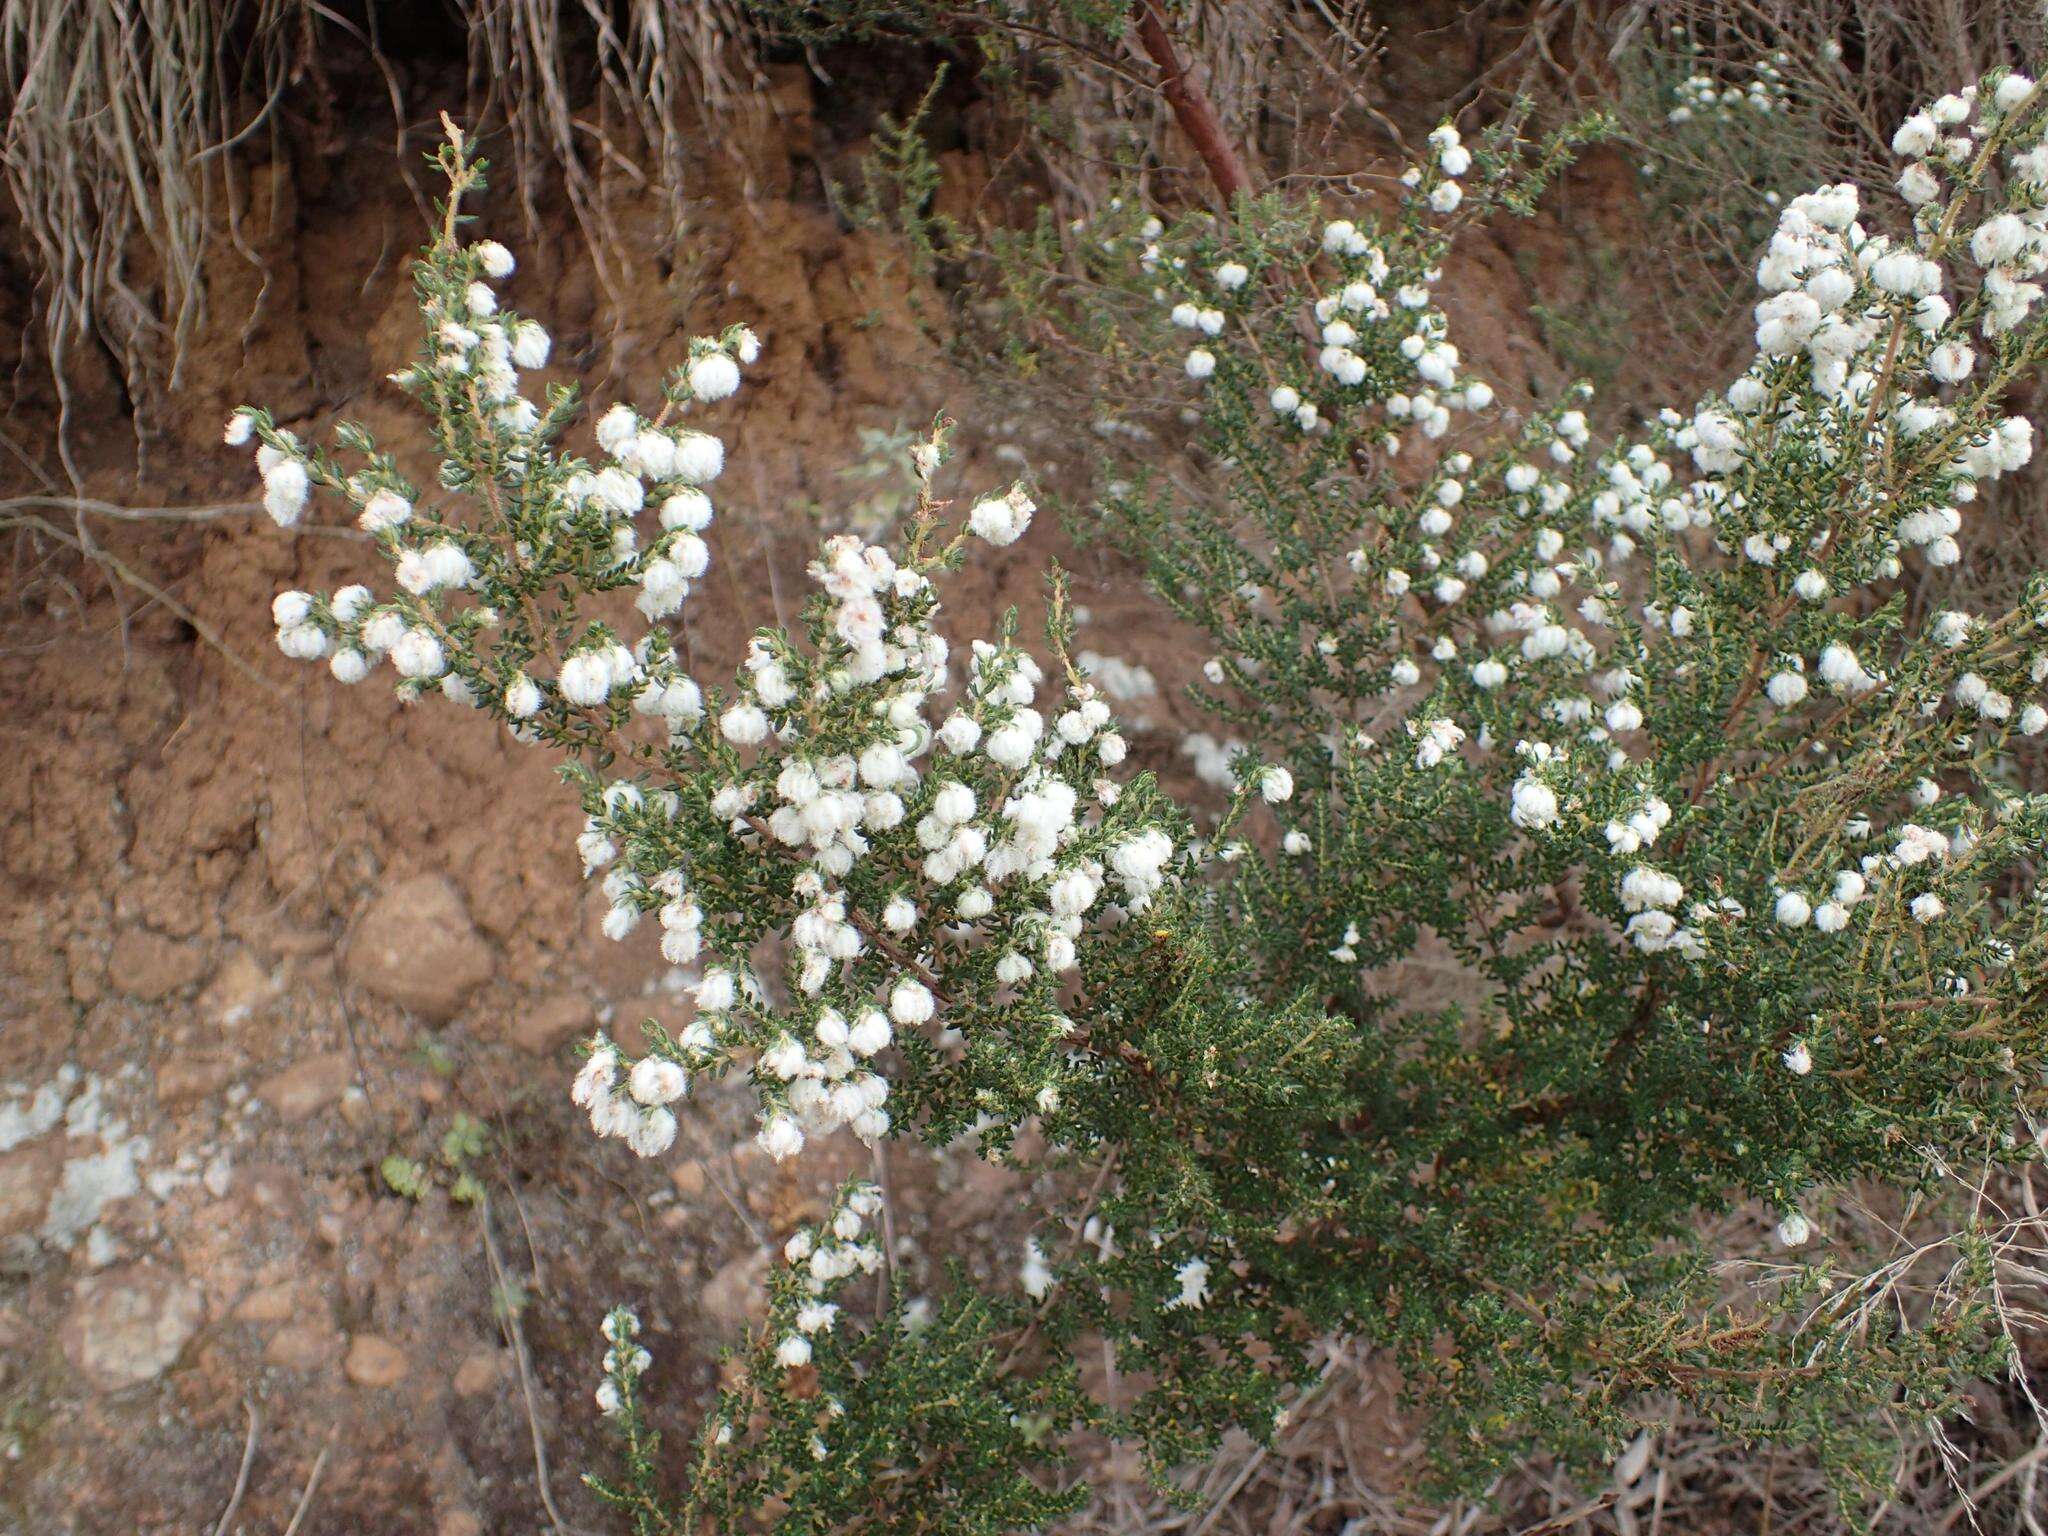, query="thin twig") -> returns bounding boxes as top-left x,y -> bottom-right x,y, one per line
1,494 -> 259,523
209,1398 -> 261,1536
479,1197 -> 576,1536
280,1430 -> 336,1536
